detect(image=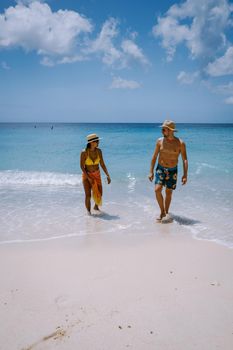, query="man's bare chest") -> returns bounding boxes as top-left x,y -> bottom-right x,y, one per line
160,139 -> 180,156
